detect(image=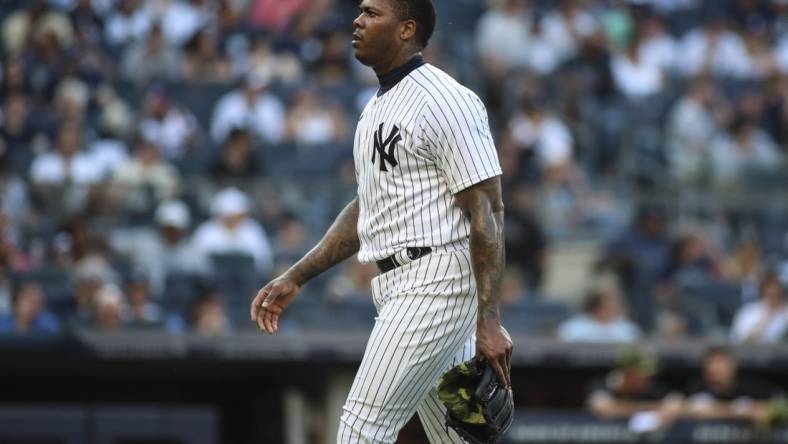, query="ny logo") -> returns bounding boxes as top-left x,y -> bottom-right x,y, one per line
372,123 -> 401,172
